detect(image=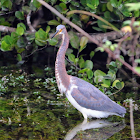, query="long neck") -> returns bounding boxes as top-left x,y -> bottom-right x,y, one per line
55,30 -> 70,88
